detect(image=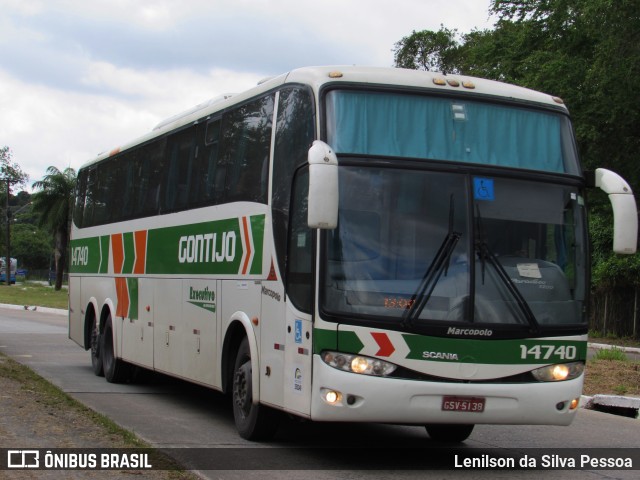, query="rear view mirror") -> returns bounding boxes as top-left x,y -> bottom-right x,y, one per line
594,168 -> 638,254
307,141 -> 339,229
